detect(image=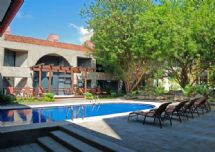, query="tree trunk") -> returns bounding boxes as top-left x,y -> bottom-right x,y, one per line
179,68 -> 189,88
